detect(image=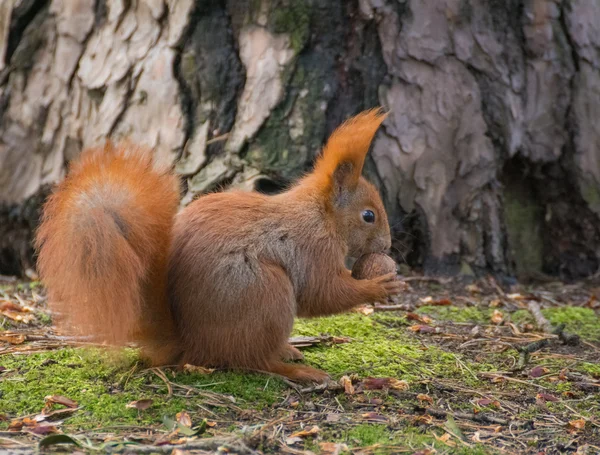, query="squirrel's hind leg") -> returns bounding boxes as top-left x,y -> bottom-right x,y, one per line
265,360 -> 329,383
